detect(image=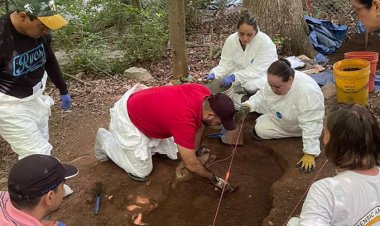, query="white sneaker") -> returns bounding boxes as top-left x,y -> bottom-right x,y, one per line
63,184 -> 74,197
